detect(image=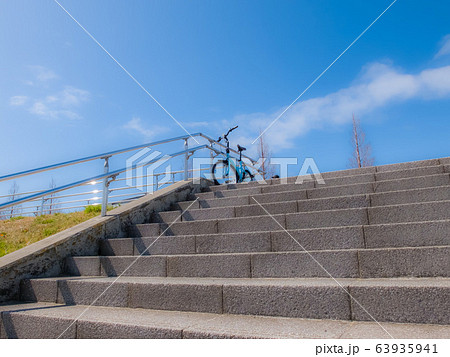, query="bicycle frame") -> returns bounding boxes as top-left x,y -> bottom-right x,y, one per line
215,131 -> 248,183
221,152 -> 246,183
